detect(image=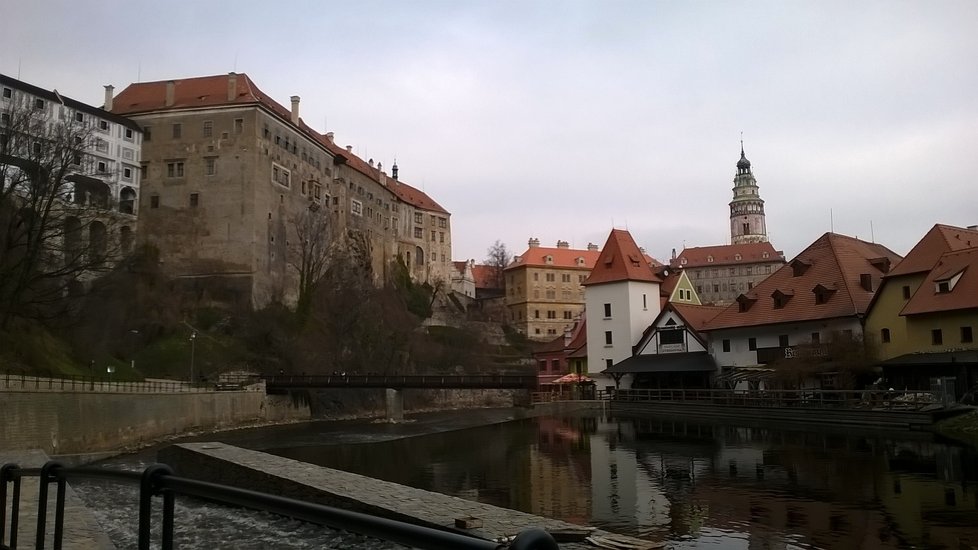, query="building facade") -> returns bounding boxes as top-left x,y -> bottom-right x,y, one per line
864,224 -> 978,395
505,239 -> 601,339
702,233 -> 902,387
583,229 -> 662,384
670,242 -> 785,305
1,74 -> 142,270
110,73 -> 451,308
